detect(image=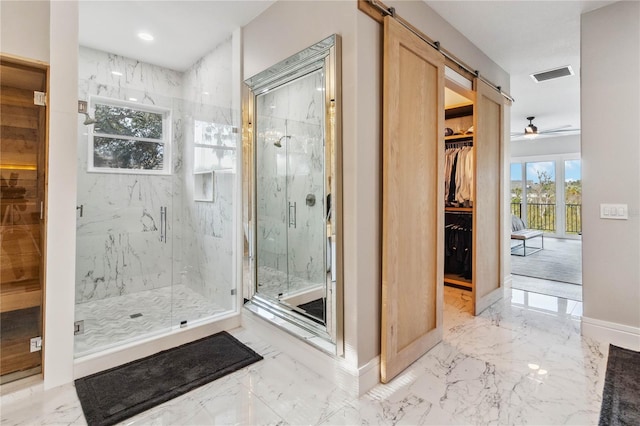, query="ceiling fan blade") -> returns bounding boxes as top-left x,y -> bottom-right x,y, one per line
538,124 -> 572,132
539,127 -> 580,134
